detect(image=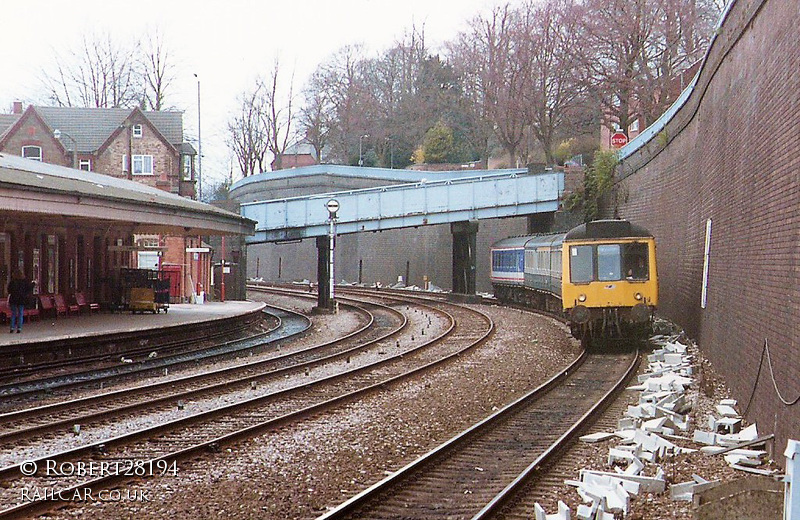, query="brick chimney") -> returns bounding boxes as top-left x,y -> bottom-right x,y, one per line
12,101 -> 22,114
